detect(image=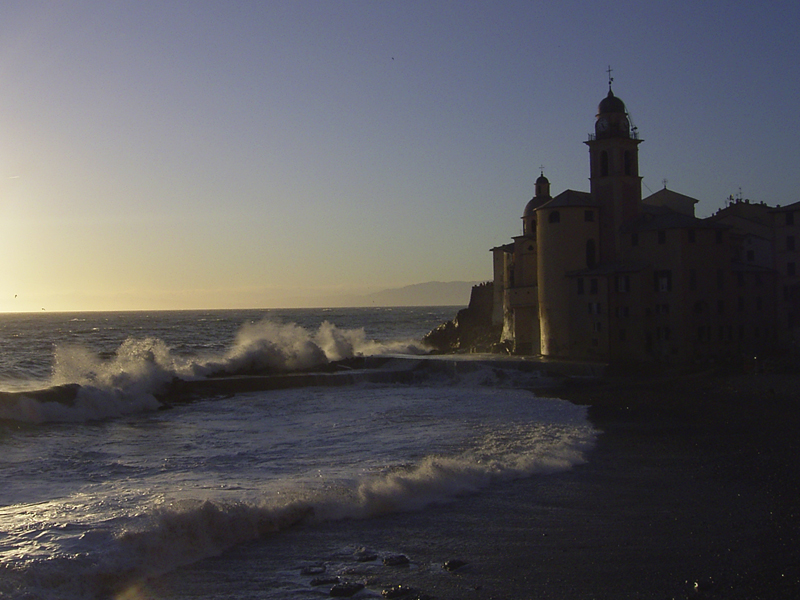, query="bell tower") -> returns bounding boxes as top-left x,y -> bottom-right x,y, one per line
585,74 -> 642,263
